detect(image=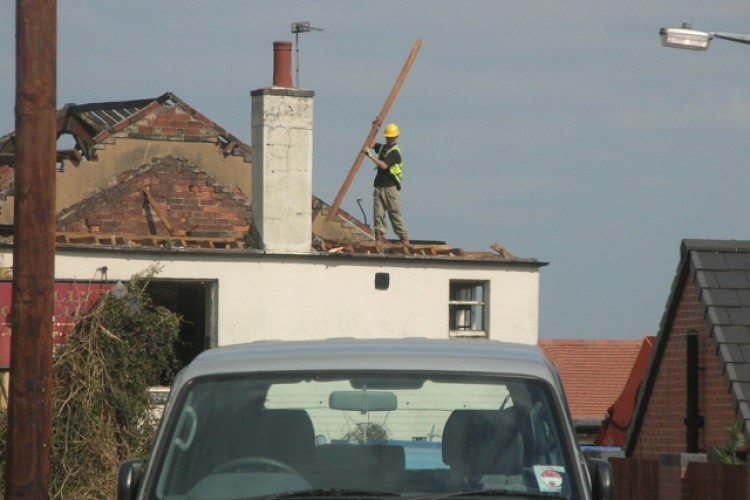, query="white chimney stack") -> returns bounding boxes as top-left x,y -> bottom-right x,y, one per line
250,41 -> 314,254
